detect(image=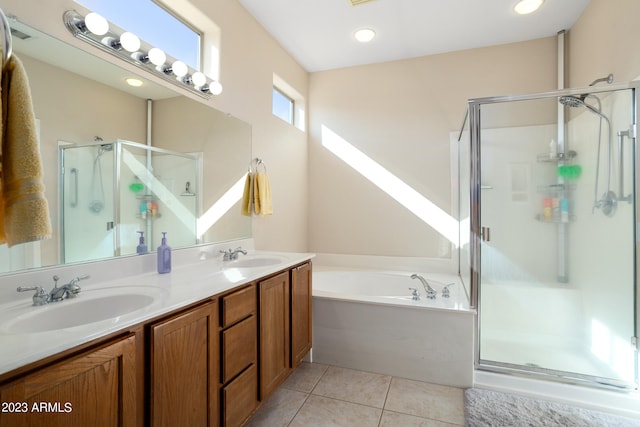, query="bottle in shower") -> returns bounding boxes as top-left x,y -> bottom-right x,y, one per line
157,232 -> 171,274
